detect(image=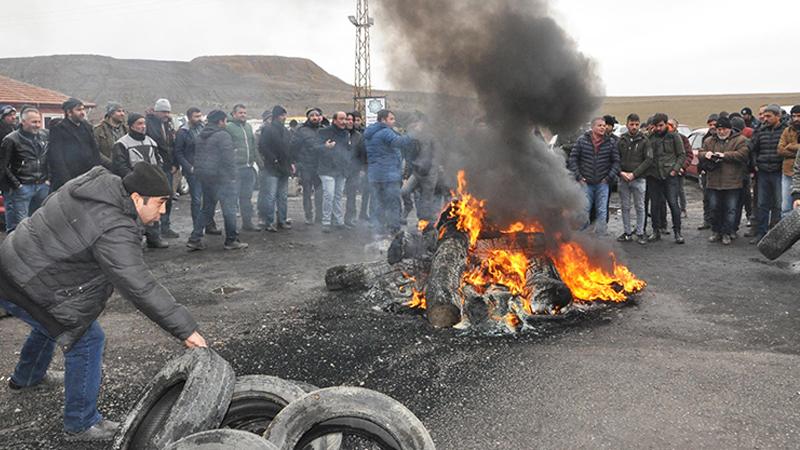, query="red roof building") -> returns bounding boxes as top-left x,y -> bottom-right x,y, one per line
0,74 -> 95,126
